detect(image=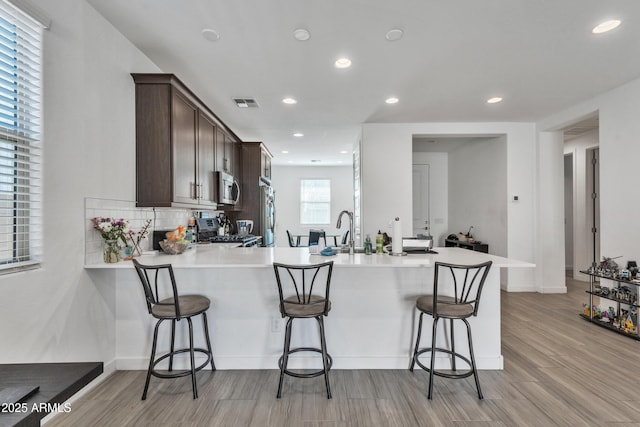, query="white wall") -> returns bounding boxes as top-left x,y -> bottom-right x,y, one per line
271,165 -> 354,247
536,131 -> 567,293
448,137 -> 507,257
564,130 -> 599,280
362,123 -> 536,291
412,152 -> 448,245
0,1 -> 160,367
